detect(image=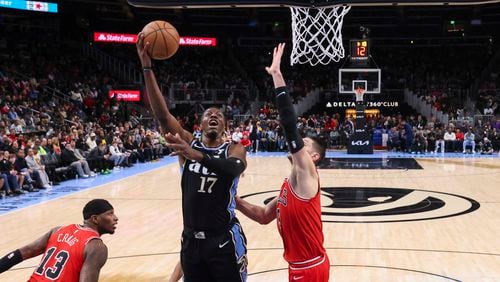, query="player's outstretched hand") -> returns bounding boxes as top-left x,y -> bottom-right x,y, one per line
165,133 -> 203,161
265,43 -> 285,75
136,32 -> 152,68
